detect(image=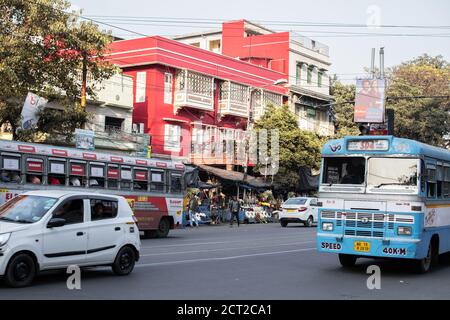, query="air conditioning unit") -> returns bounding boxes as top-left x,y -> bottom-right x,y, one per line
132,123 -> 138,133
139,123 -> 144,134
